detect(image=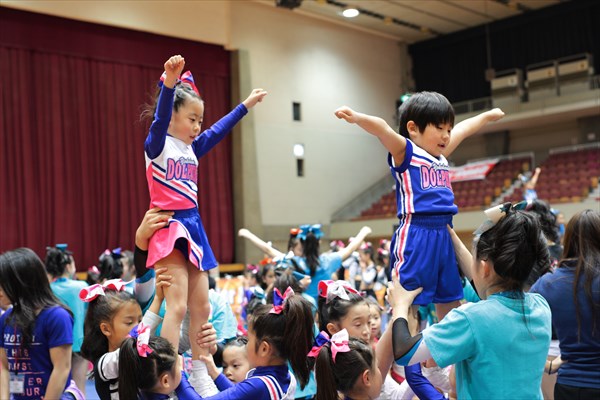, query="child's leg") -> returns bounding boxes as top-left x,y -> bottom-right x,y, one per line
156,250 -> 189,353
434,301 -> 460,321
187,267 -> 217,396
187,267 -> 211,359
